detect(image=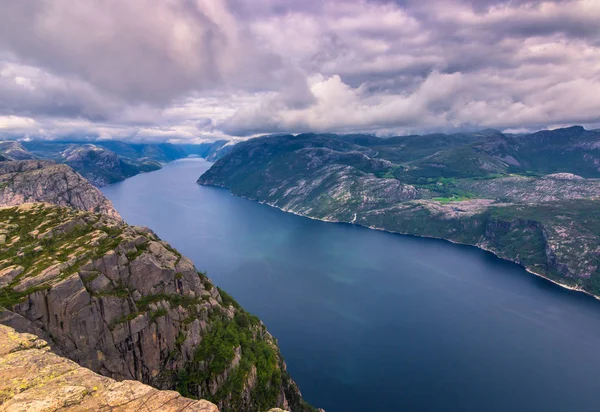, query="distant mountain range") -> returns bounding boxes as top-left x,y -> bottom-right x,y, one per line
199,126 -> 600,298
0,140 -> 234,186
